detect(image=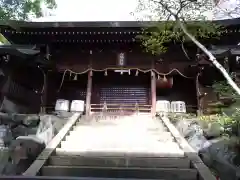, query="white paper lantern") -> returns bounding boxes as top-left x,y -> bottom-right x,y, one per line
55,99 -> 70,112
